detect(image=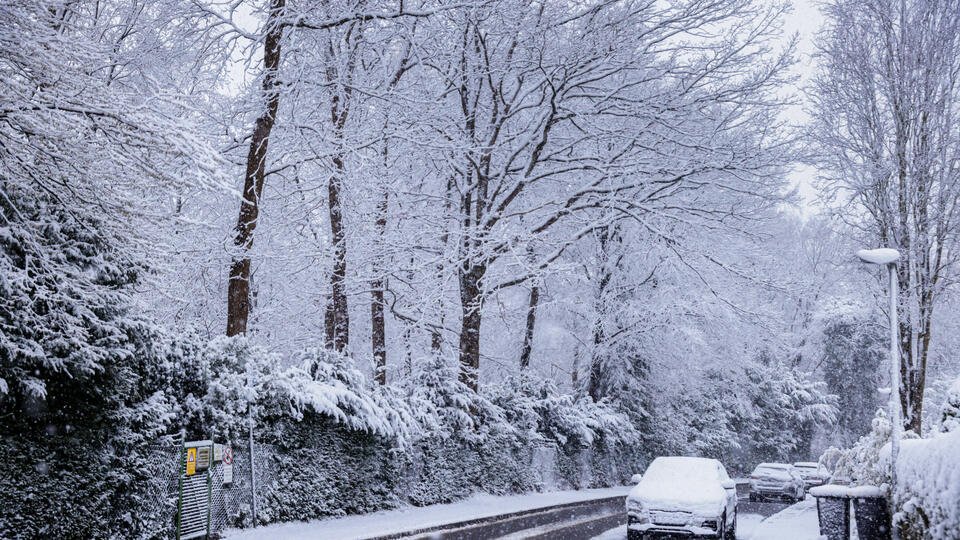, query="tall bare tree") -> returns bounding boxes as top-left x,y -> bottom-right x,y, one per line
216,0 -> 453,338
420,0 -> 793,390
811,0 -> 960,434
226,0 -> 286,337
